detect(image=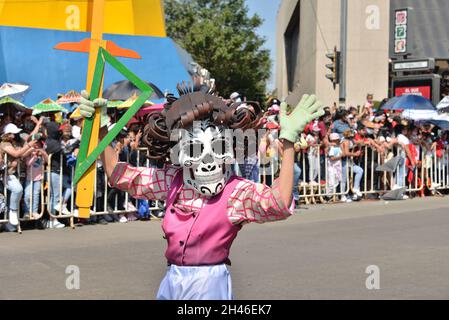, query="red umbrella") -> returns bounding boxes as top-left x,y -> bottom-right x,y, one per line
119,104 -> 165,127
136,103 -> 164,117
